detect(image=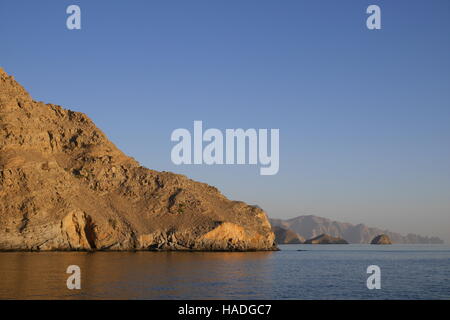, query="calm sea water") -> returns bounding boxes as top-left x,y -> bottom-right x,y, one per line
0,244 -> 449,299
